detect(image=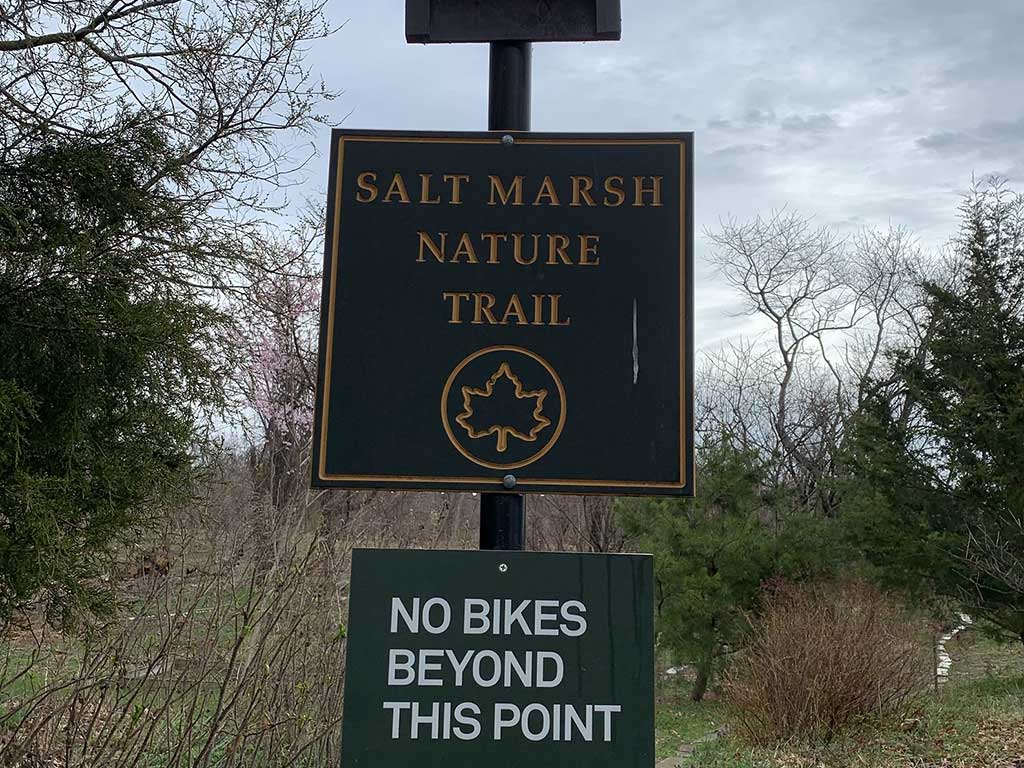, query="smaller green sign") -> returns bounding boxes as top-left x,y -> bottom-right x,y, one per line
341,548 -> 654,768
